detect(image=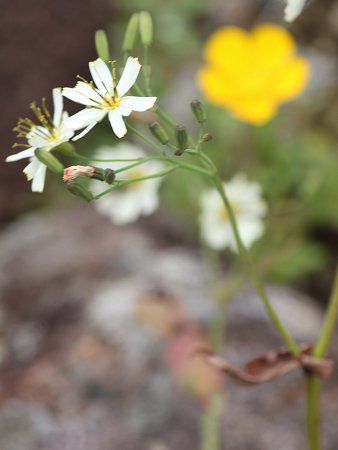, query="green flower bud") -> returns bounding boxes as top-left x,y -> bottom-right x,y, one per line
55,142 -> 76,157
139,11 -> 153,47
190,99 -> 206,124
148,121 -> 169,145
35,149 -> 64,175
66,181 -> 94,202
123,13 -> 139,52
93,167 -> 116,184
95,30 -> 110,62
175,125 -> 188,153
